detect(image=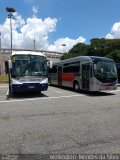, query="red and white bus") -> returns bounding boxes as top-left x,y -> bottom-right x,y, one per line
49,56 -> 118,91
